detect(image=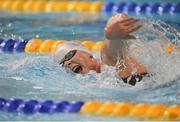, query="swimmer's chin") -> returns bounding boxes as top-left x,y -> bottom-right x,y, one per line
77,63 -> 101,74
83,65 -> 101,74
94,62 -> 101,73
